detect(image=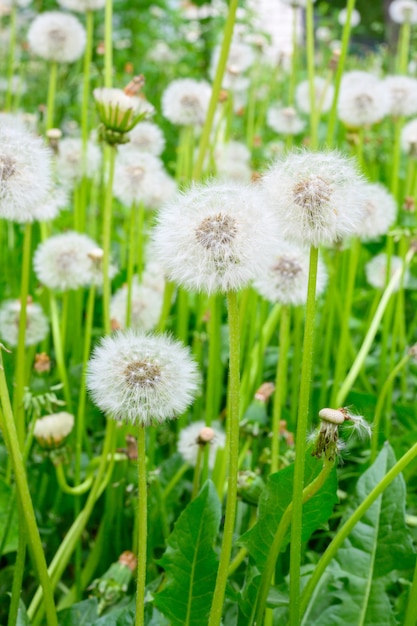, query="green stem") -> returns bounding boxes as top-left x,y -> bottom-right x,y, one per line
208,290 -> 240,626
288,7 -> 298,106
55,464 -> 94,495
162,462 -> 190,499
135,426 -> 147,626
404,550 -> 417,626
126,204 -> 136,327
206,294 -> 221,426
193,0 -> 239,180
300,441 -> 417,617
102,146 -> 116,334
271,305 -> 290,474
305,0 -> 317,148
5,3 -> 17,111
156,281 -> 175,333
46,61 -> 58,131
8,519 -> 27,626
0,349 -> 58,626
49,292 -> 73,412
104,0 -> 113,89
191,444 -> 204,500
397,20 -> 411,74
336,247 -> 415,406
81,10 -> 94,147
289,246 -> 319,626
